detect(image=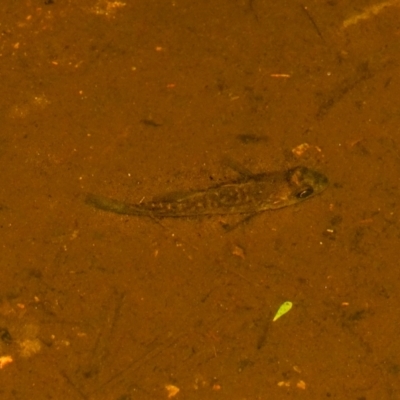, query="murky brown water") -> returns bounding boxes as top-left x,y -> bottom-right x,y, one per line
1,1 -> 400,399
